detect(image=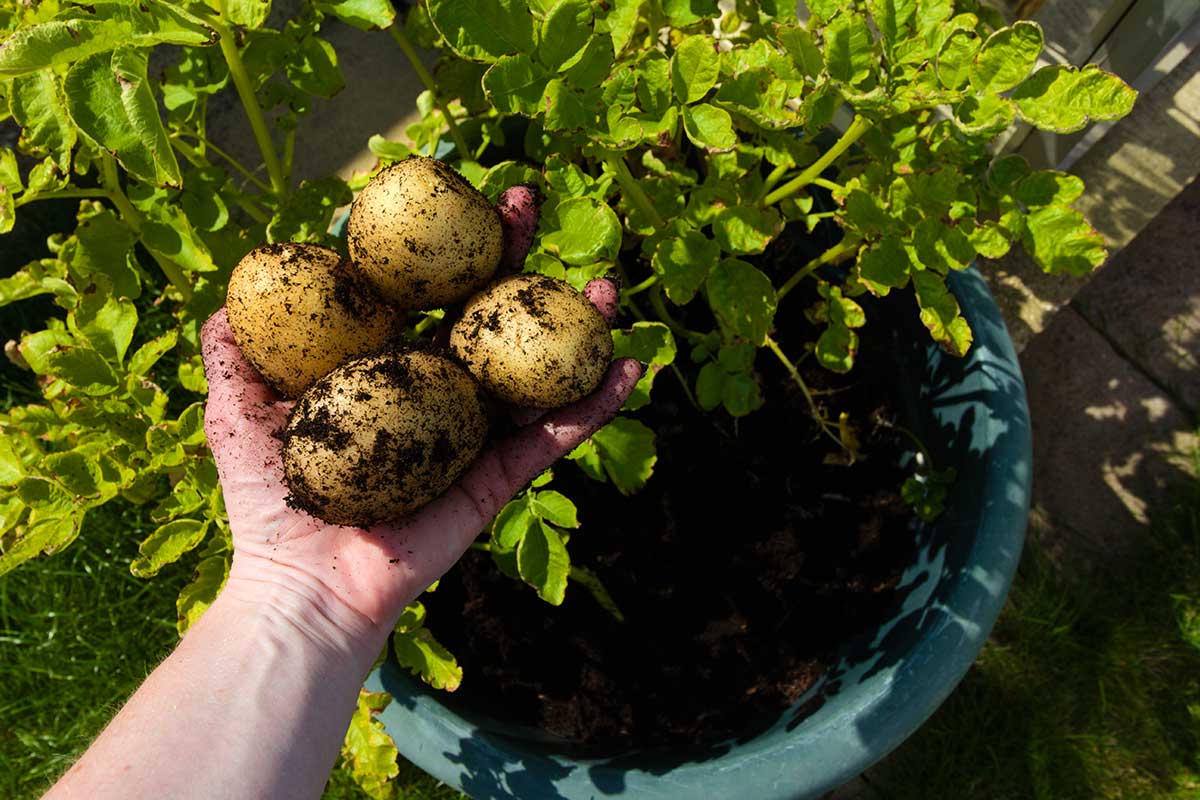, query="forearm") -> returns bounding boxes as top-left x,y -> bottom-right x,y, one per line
46,562 -> 390,800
